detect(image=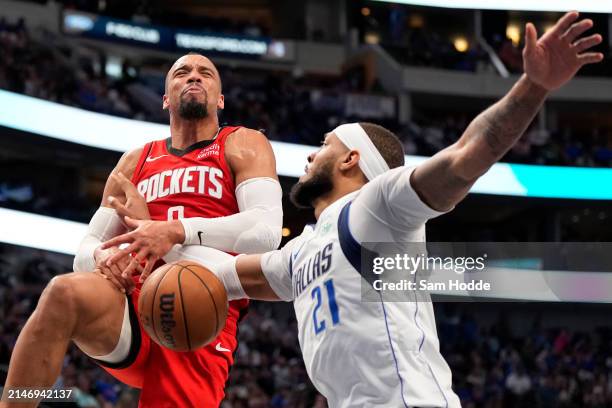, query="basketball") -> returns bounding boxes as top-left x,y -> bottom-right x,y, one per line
138,260 -> 228,352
